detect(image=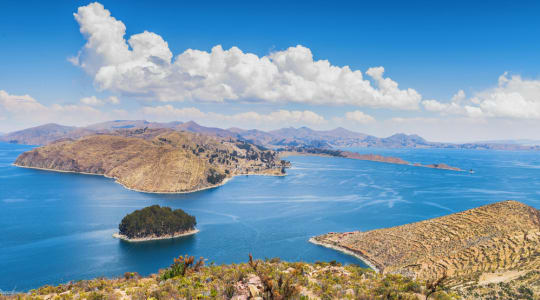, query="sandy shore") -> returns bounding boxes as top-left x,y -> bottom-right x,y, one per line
112,229 -> 200,242
309,237 -> 380,273
13,163 -> 286,194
